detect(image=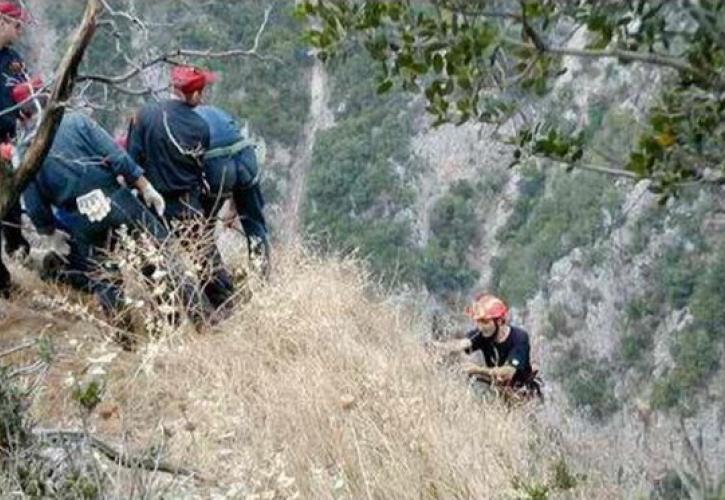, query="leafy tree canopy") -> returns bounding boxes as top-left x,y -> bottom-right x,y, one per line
298,0 -> 725,198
